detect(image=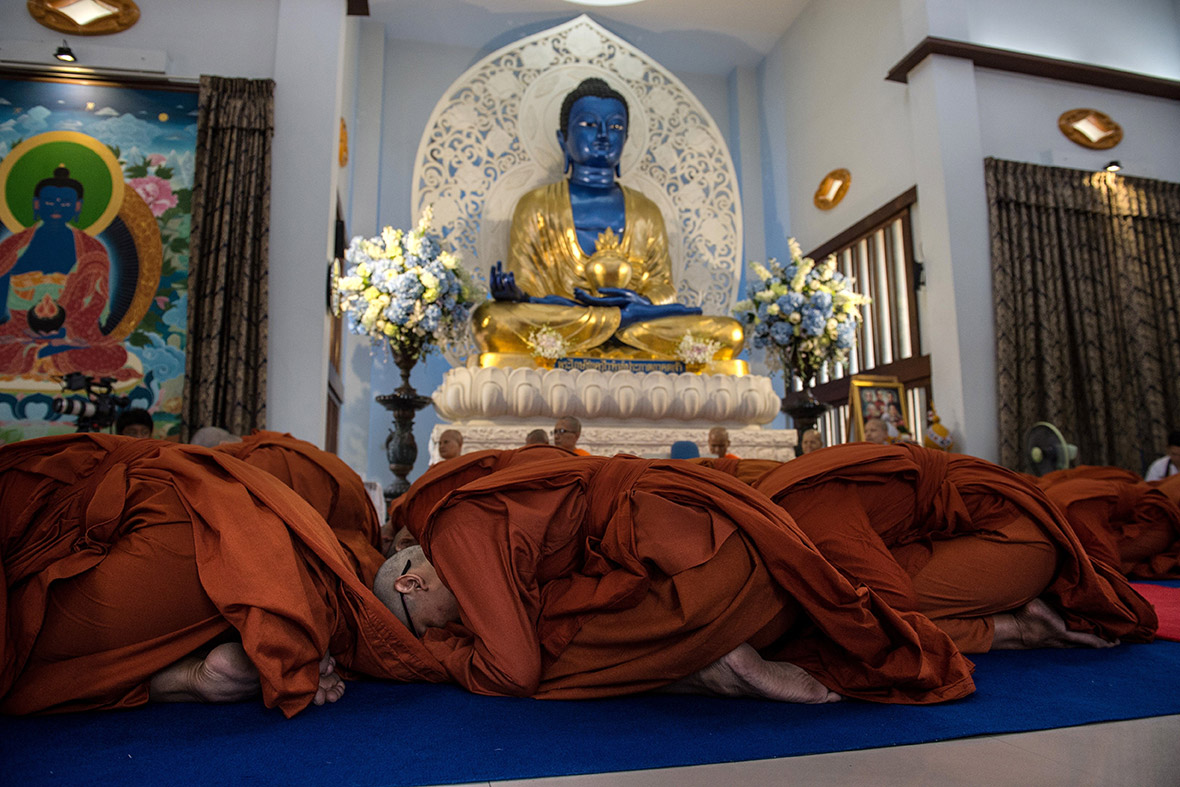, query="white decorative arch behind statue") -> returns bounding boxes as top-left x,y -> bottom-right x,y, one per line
411,14 -> 743,365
